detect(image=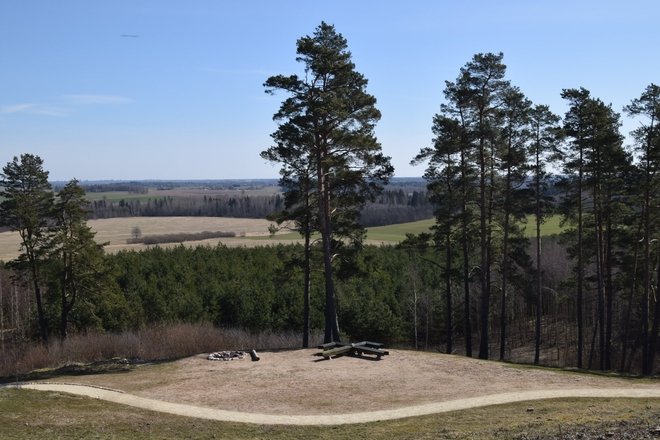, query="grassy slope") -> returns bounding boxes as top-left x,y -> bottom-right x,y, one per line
1,389 -> 657,439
